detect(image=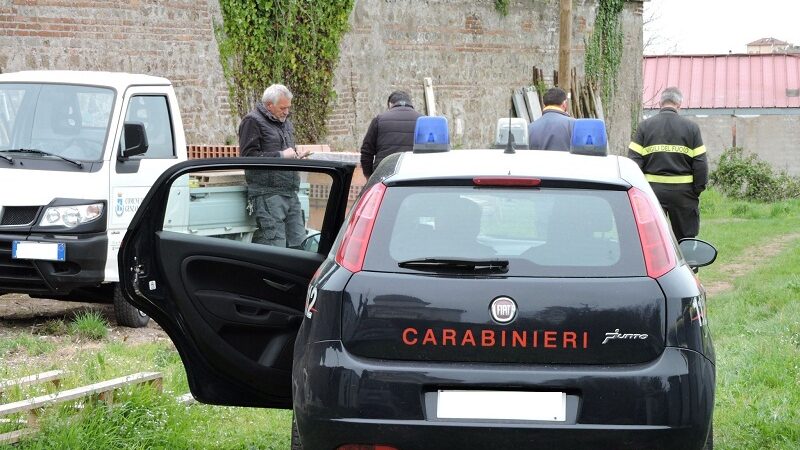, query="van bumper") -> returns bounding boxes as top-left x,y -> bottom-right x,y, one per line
0,233 -> 107,296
